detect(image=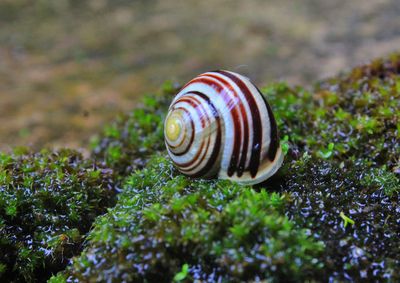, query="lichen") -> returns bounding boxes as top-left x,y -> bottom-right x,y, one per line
0,148 -> 116,282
